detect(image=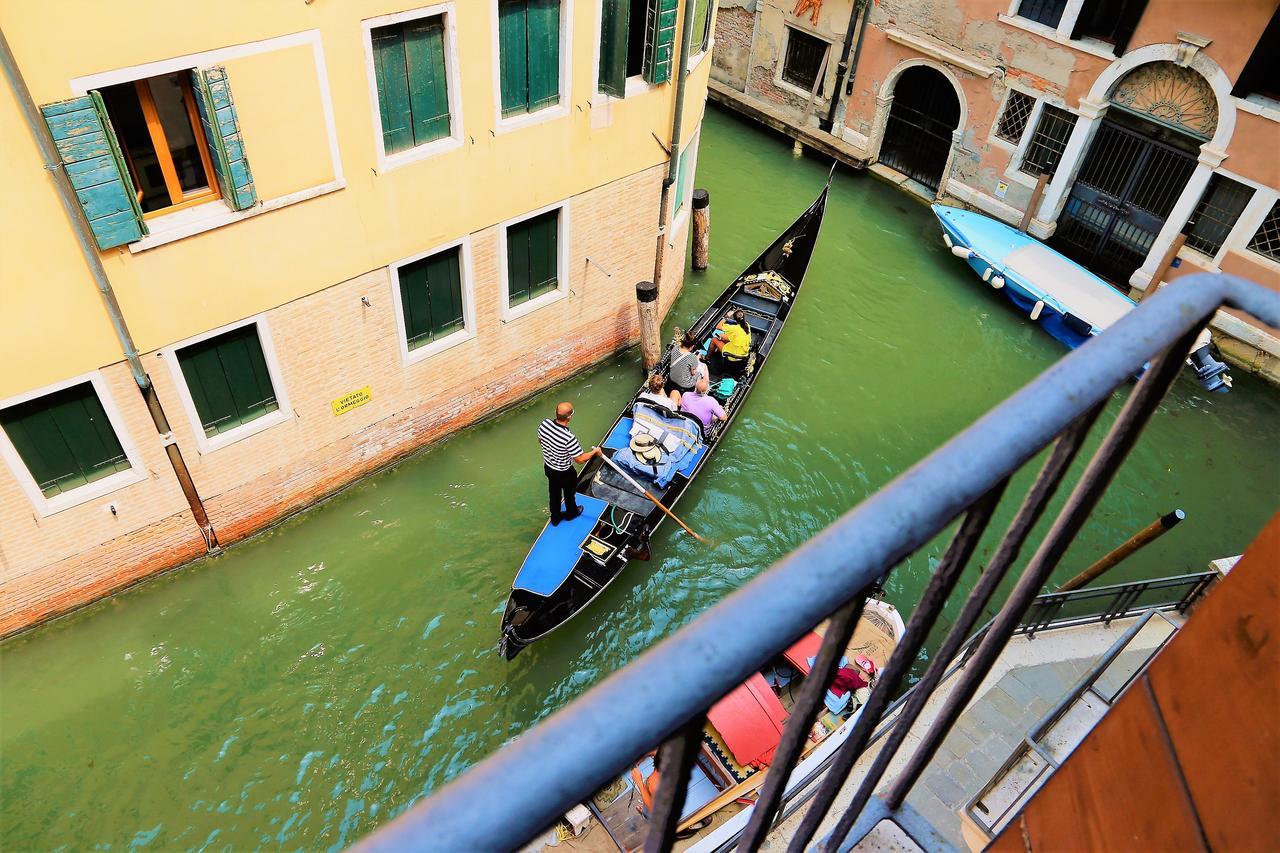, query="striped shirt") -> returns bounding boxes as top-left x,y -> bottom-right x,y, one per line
538,419 -> 583,471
